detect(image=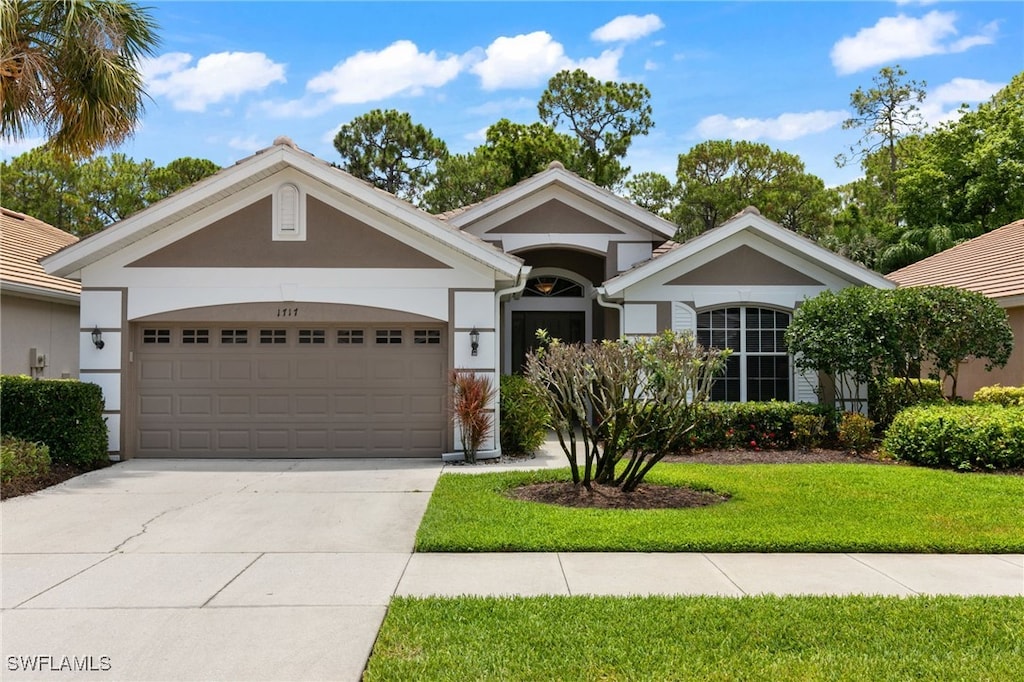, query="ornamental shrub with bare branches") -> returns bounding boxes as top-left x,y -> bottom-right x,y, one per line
525,330 -> 729,492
